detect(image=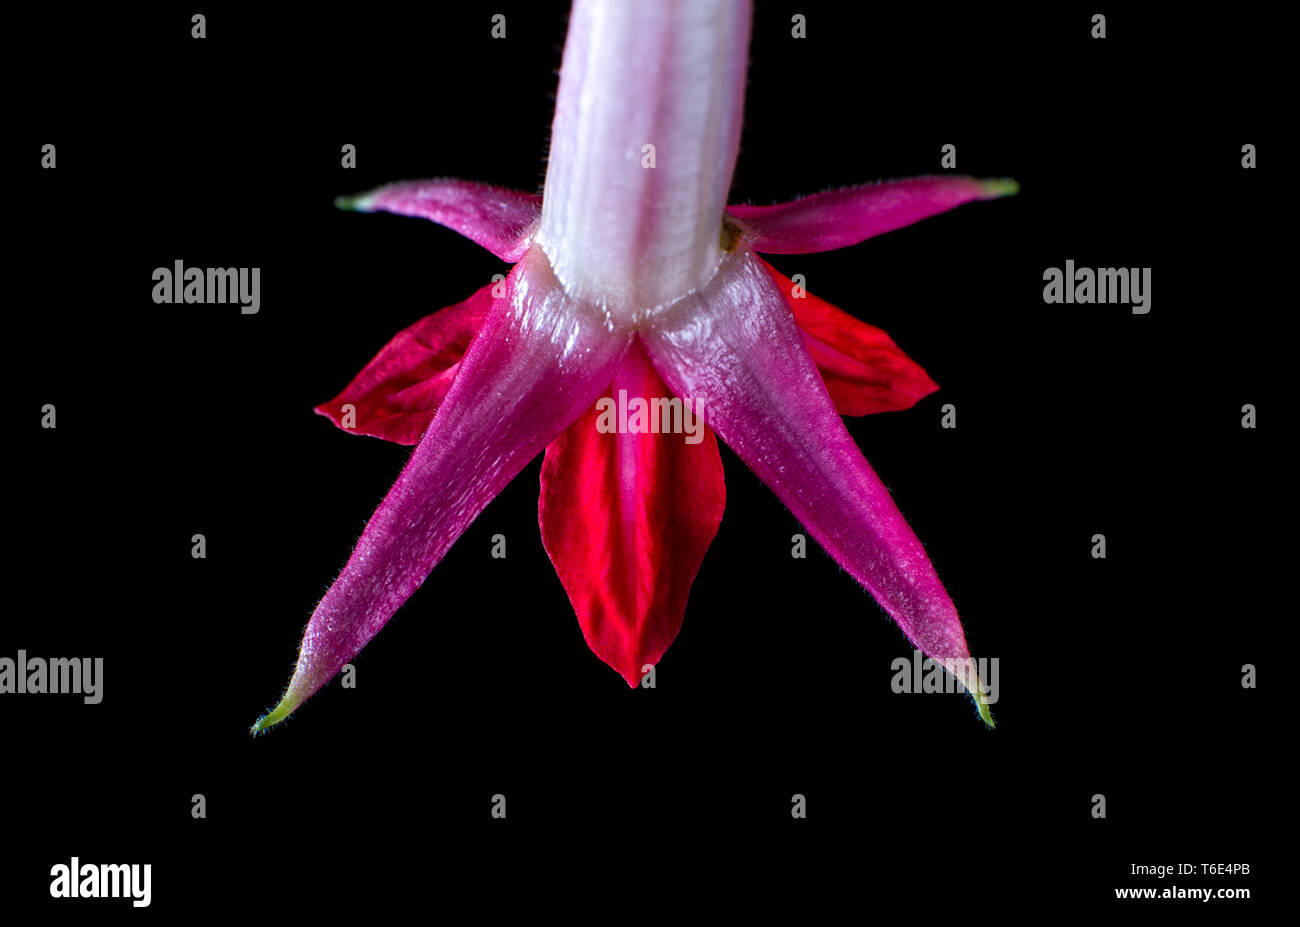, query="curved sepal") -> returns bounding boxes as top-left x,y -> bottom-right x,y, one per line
337,178 -> 542,262
640,244 -> 990,723
254,247 -> 633,732
727,176 -> 1017,254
